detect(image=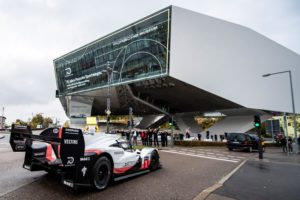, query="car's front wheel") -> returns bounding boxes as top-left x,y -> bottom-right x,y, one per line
91,156 -> 112,191
149,150 -> 160,171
